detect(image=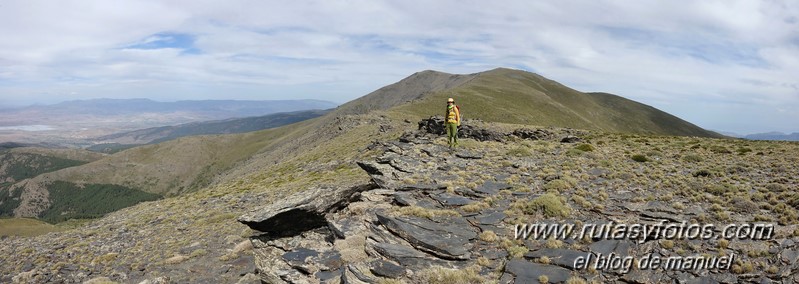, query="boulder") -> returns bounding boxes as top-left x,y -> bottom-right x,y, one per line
238,184 -> 375,235
560,135 -> 582,143
511,128 -> 553,140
